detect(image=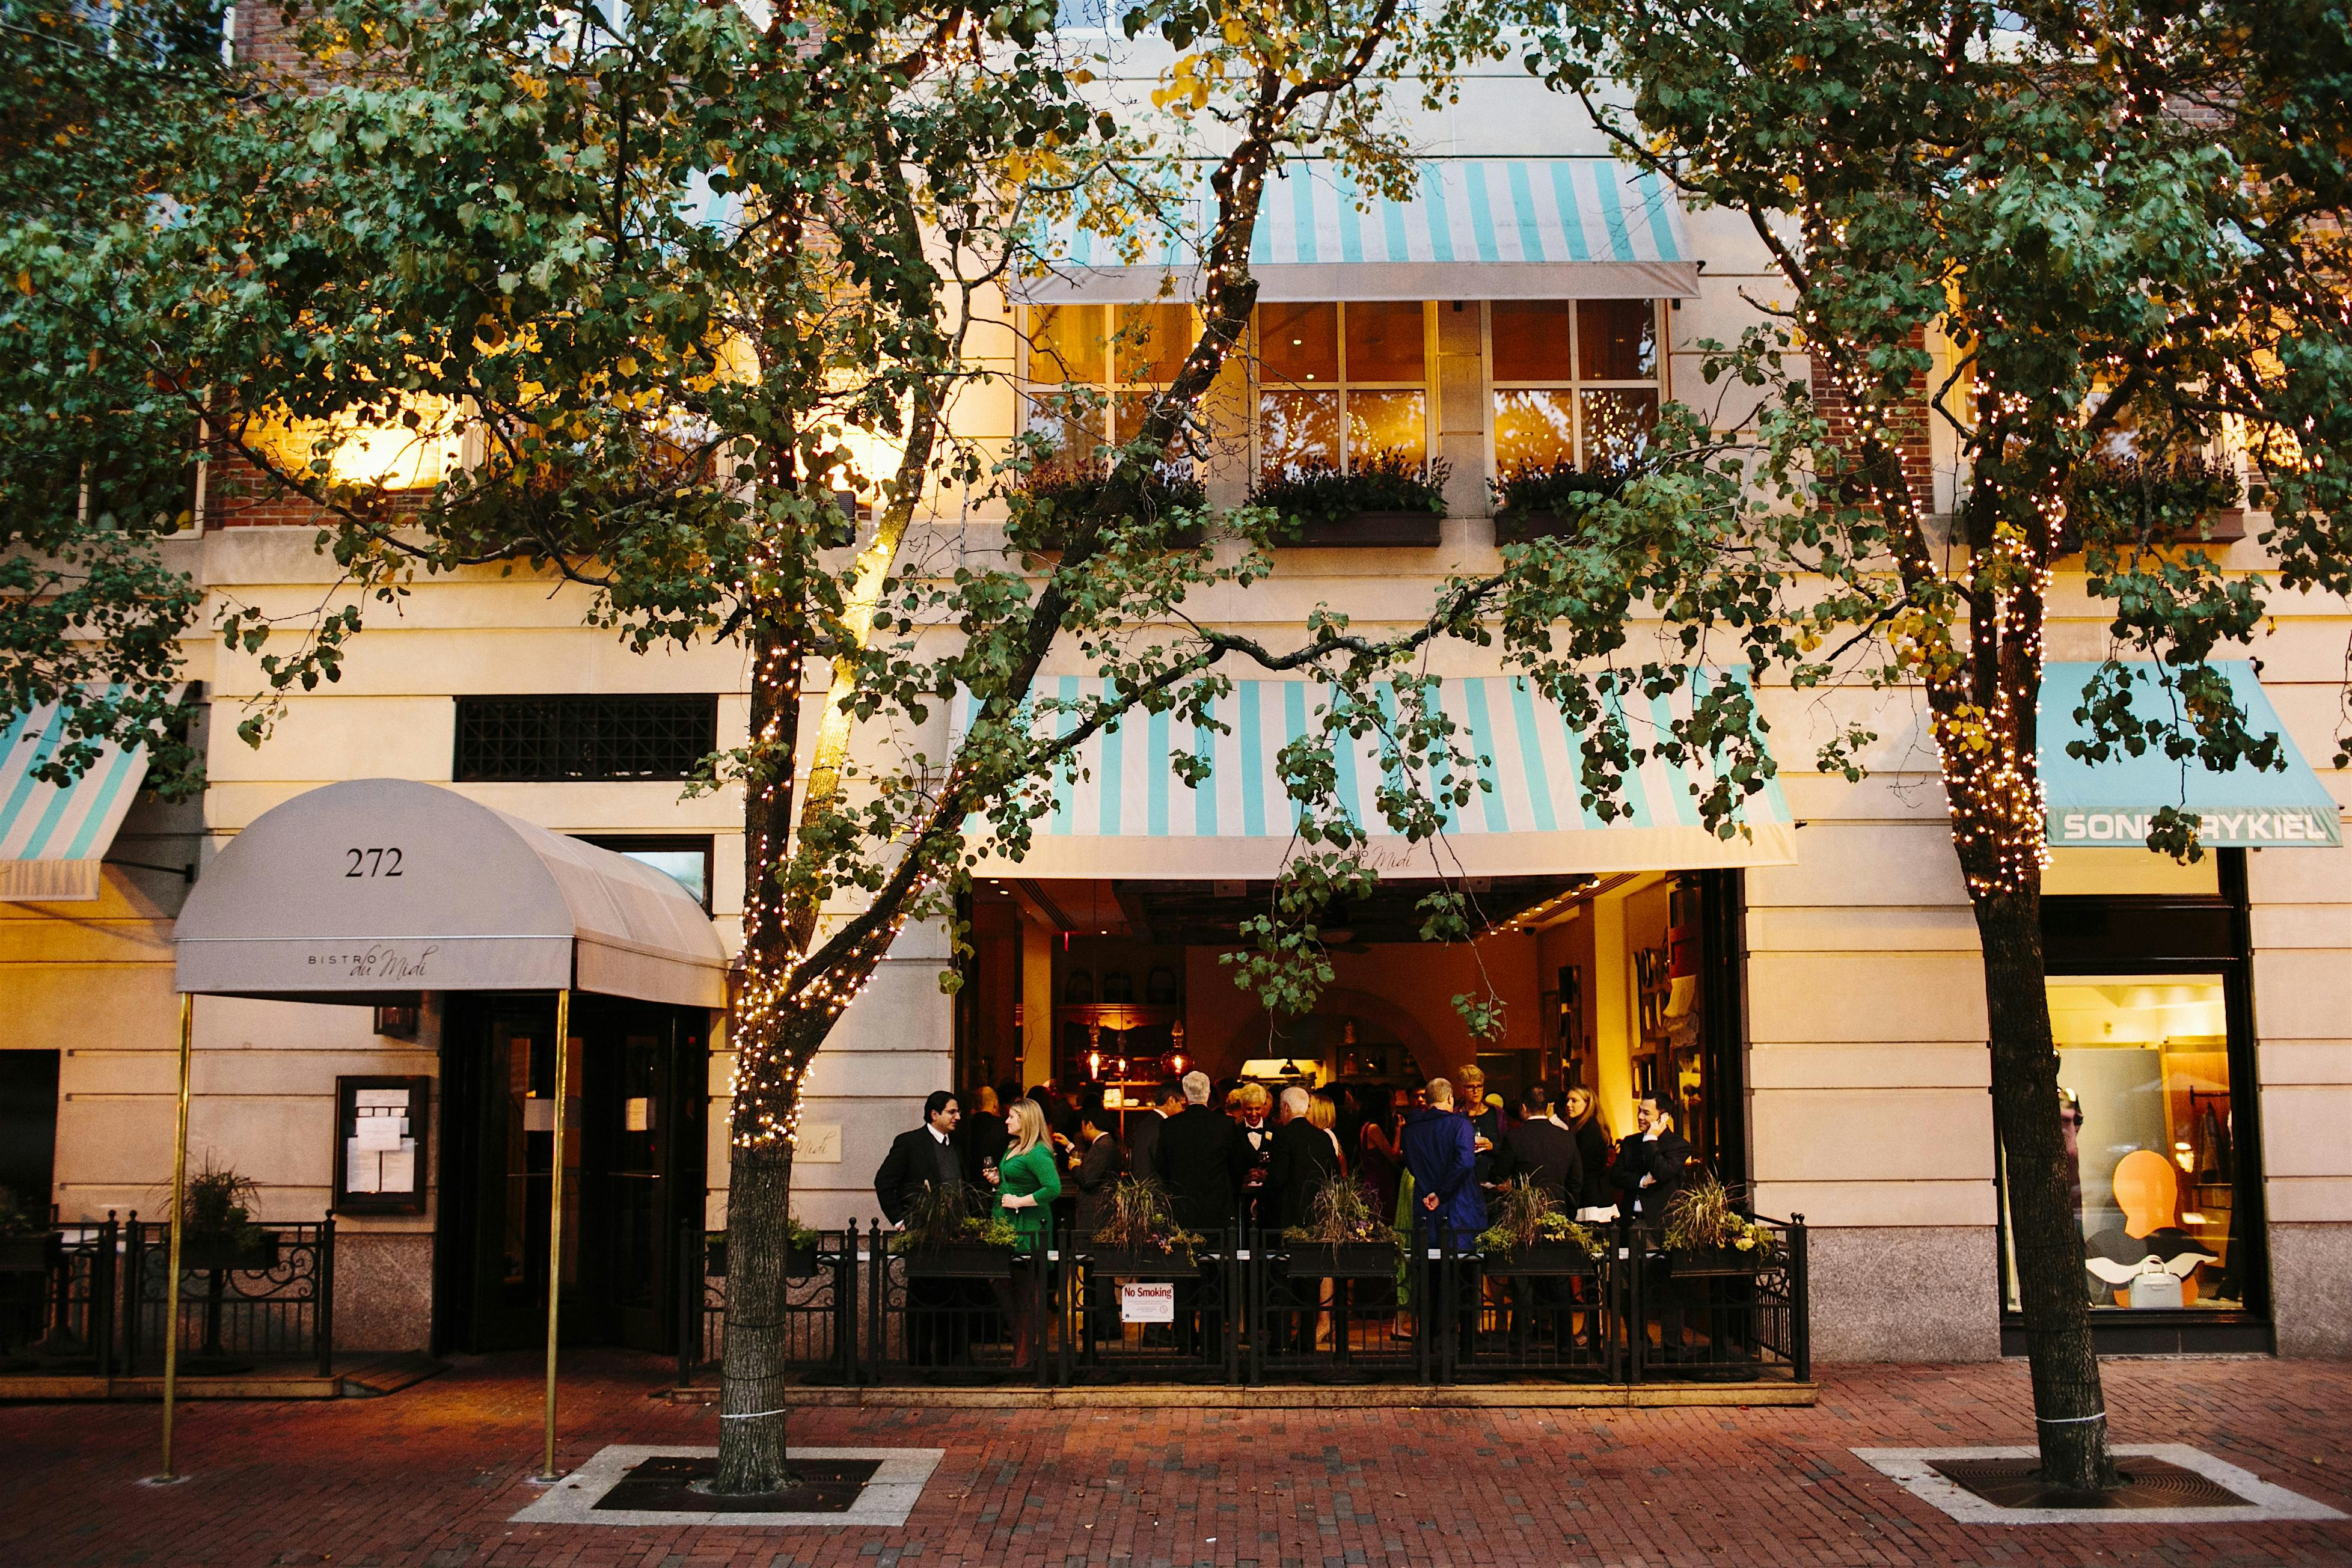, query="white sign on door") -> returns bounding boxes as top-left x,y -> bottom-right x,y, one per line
1119,1282 -> 1174,1324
